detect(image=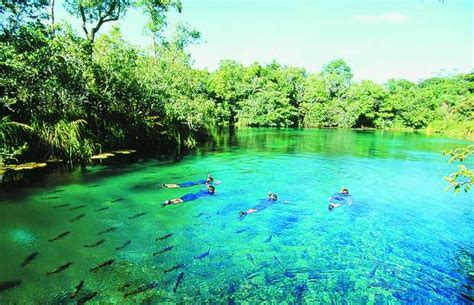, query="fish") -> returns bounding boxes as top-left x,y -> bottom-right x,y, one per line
194,249 -> 210,260
68,205 -> 86,211
234,227 -> 249,234
116,240 -> 132,250
77,291 -> 98,304
124,282 -> 159,298
69,213 -> 86,222
173,272 -> 184,293
49,189 -> 65,194
118,283 -> 131,291
284,270 -> 296,278
156,233 -> 173,241
48,231 -> 71,242
94,207 -> 110,212
111,198 -> 124,203
41,196 -> 61,200
128,212 -> 146,220
90,259 -> 114,272
246,254 -> 255,264
84,239 -> 105,248
98,227 -> 116,235
194,213 -> 204,218
88,184 -> 100,188
369,263 -> 379,278
52,203 -> 70,209
46,262 -> 73,275
20,251 -> 39,267
70,280 -> 84,299
163,263 -> 185,274
292,284 -> 307,302
0,280 -> 21,292
153,246 -> 173,256
264,235 -> 272,243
